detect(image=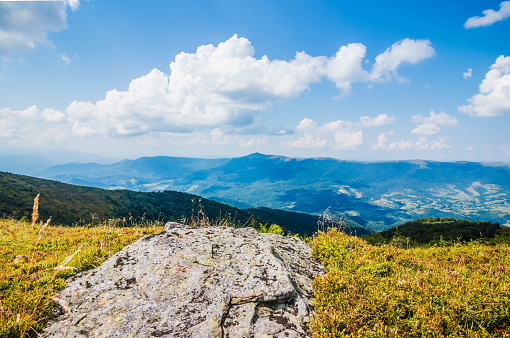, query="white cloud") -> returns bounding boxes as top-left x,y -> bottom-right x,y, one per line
369,39 -> 435,83
61,53 -> 71,64
411,122 -> 441,136
372,132 -> 450,151
65,36 -> 432,137
411,111 -> 458,135
463,68 -> 473,79
66,0 -> 80,11
333,130 -> 363,150
372,131 -> 413,150
0,105 -> 68,142
285,133 -> 328,149
0,1 -> 79,58
2,35 -> 434,145
286,117 -> 365,150
464,1 -> 510,28
1,105 -> 67,123
0,119 -> 17,139
296,118 -> 317,131
66,36 -> 328,137
415,136 -> 451,151
459,55 -> 510,117
359,113 -> 395,127
323,43 -> 369,95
